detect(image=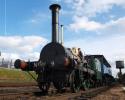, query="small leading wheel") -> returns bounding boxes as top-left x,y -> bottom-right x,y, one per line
38,82 -> 50,93
53,81 -> 64,92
